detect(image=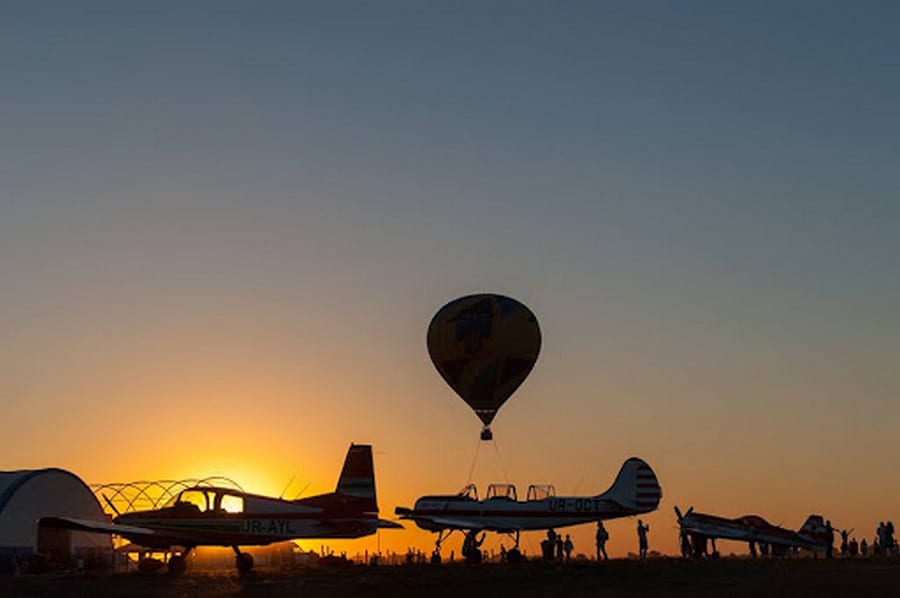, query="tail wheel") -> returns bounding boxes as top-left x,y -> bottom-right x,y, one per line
167,555 -> 187,576
235,552 -> 254,573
